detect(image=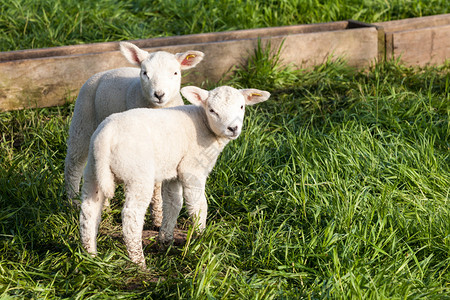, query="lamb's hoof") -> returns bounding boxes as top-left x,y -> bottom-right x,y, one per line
137,262 -> 147,270
129,255 -> 147,269
129,260 -> 147,270
158,238 -> 173,252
